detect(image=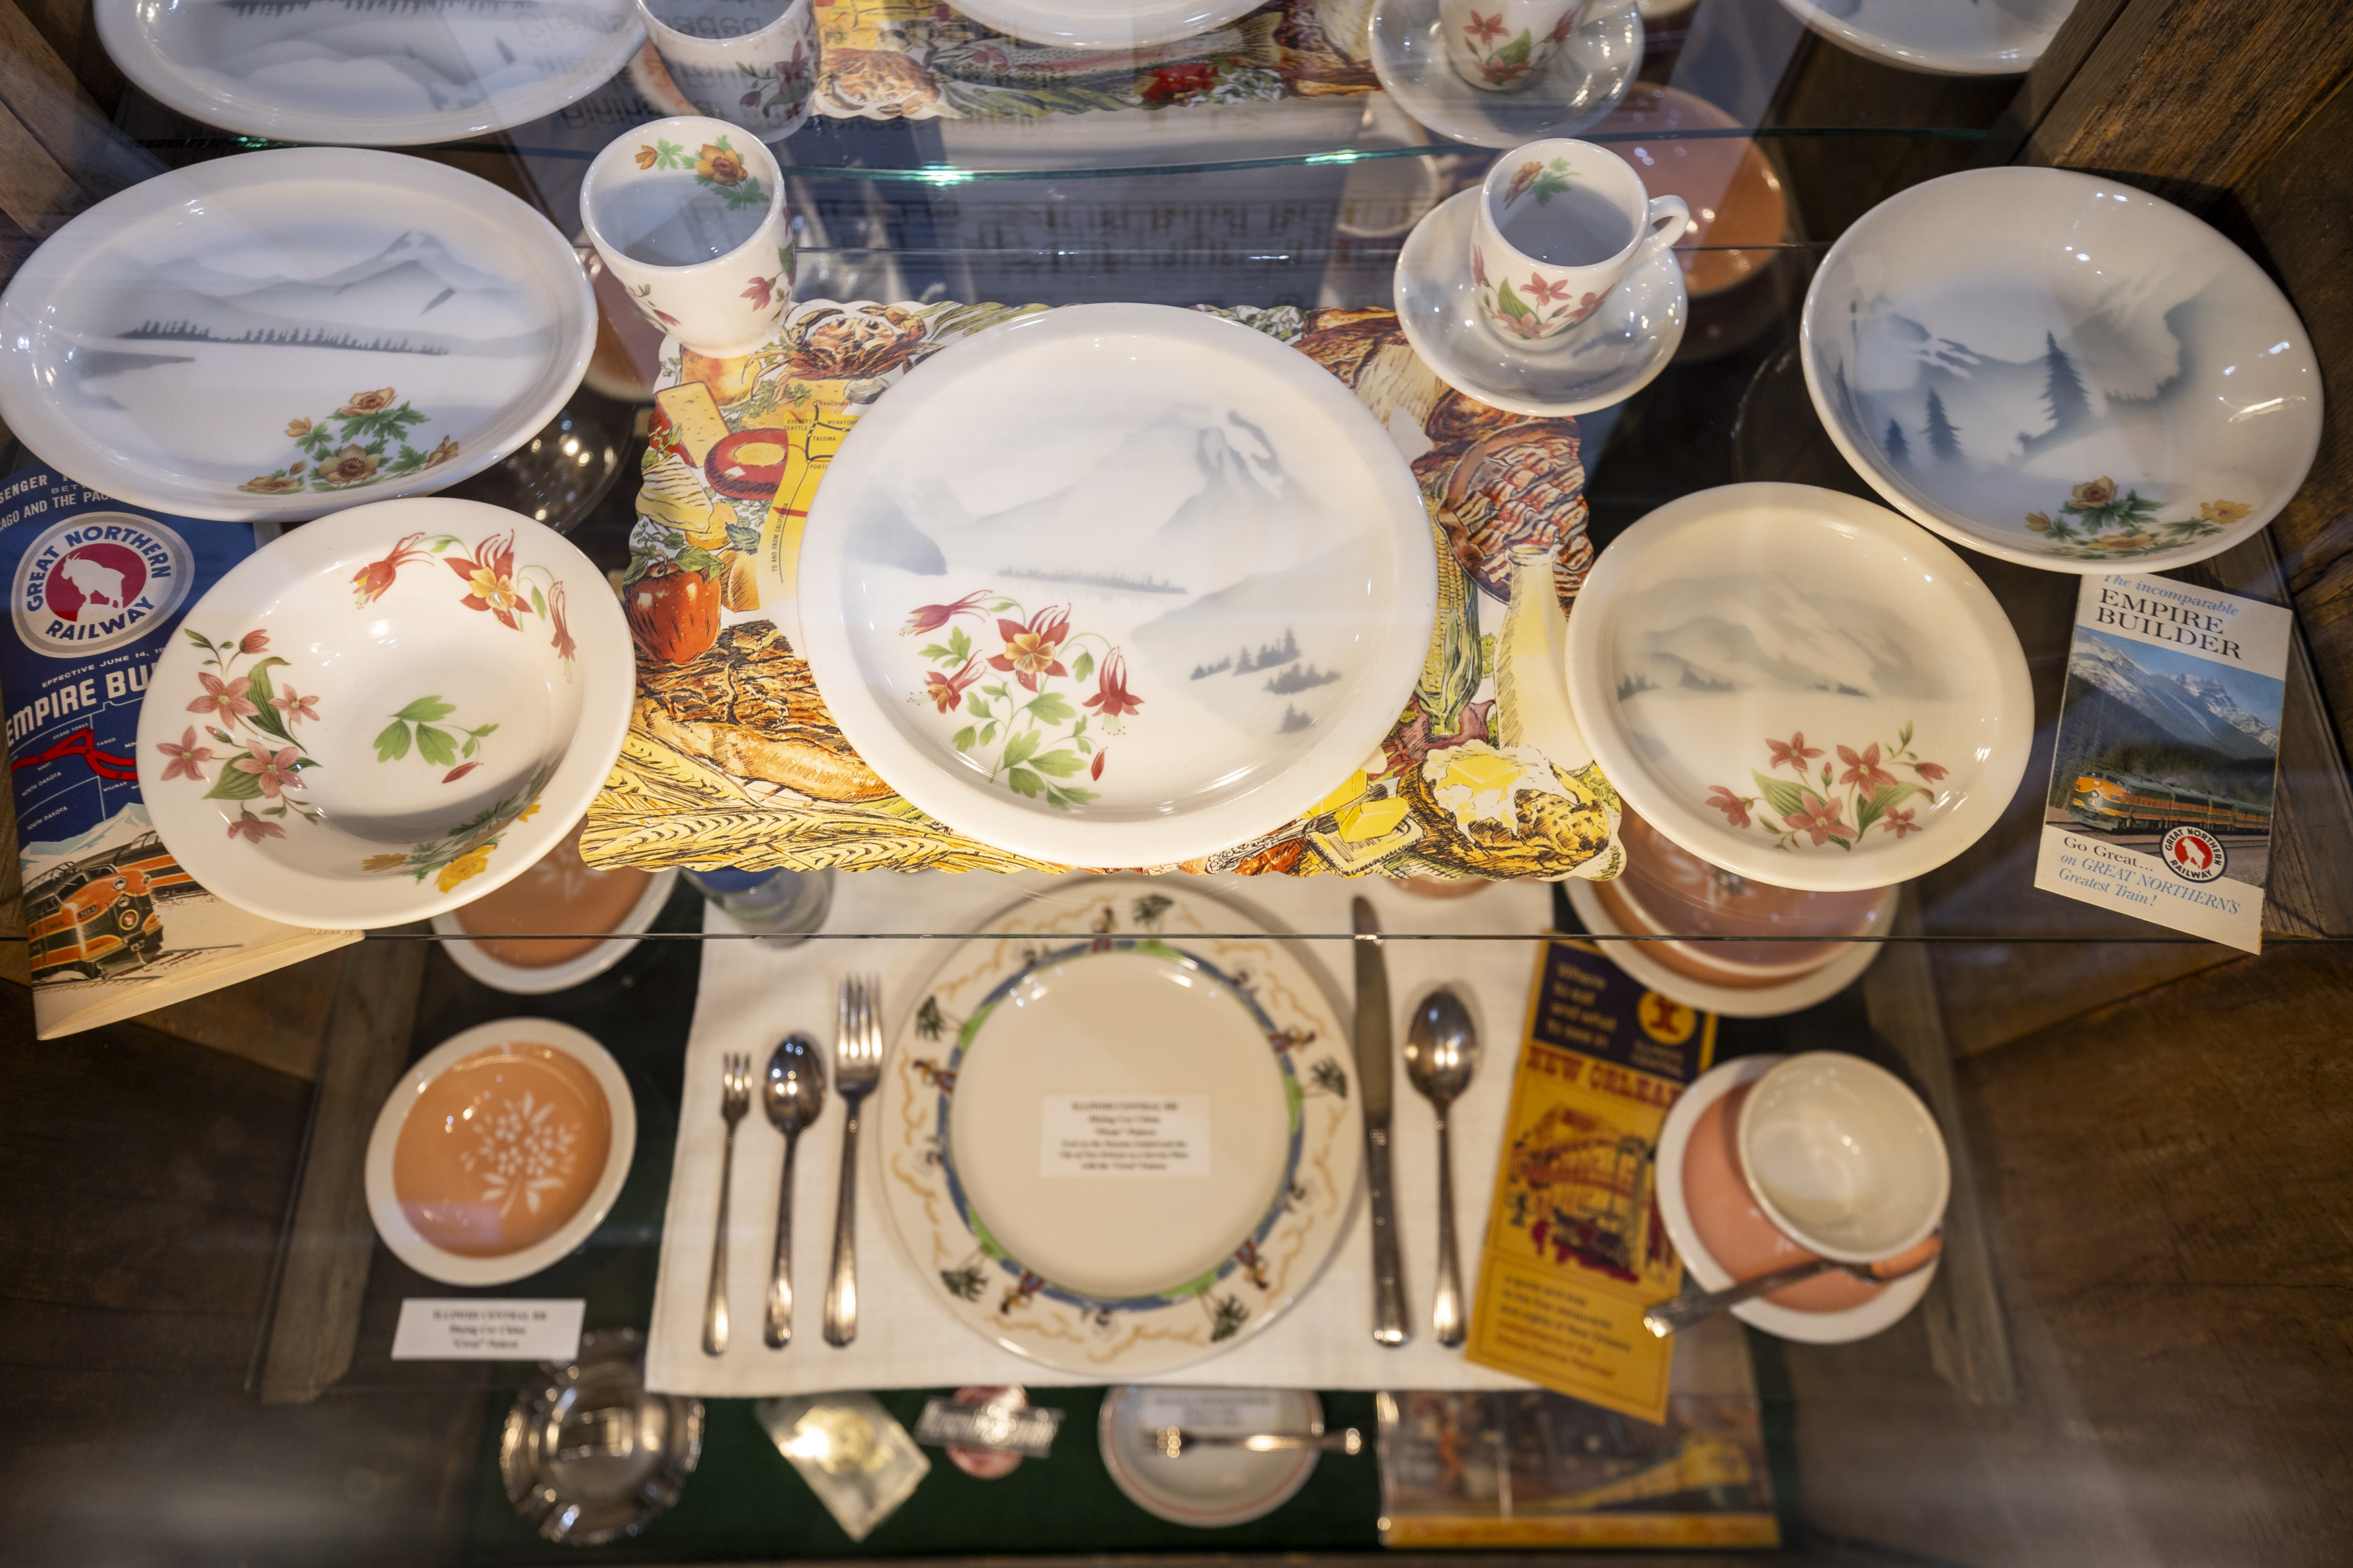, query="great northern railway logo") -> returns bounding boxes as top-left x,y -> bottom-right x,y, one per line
11,513 -> 193,658
2159,825 -> 2227,884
